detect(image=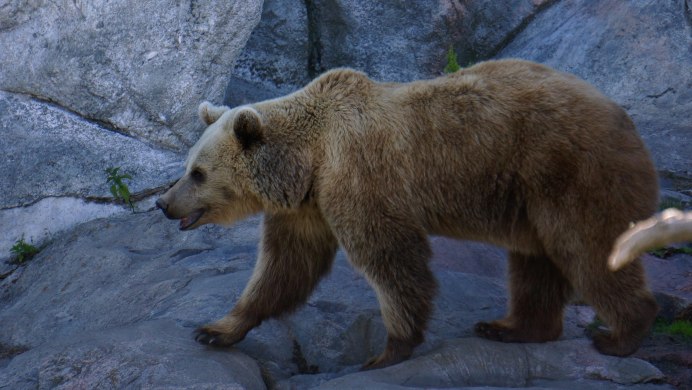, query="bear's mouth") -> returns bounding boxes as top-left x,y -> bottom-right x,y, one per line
179,209 -> 205,231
